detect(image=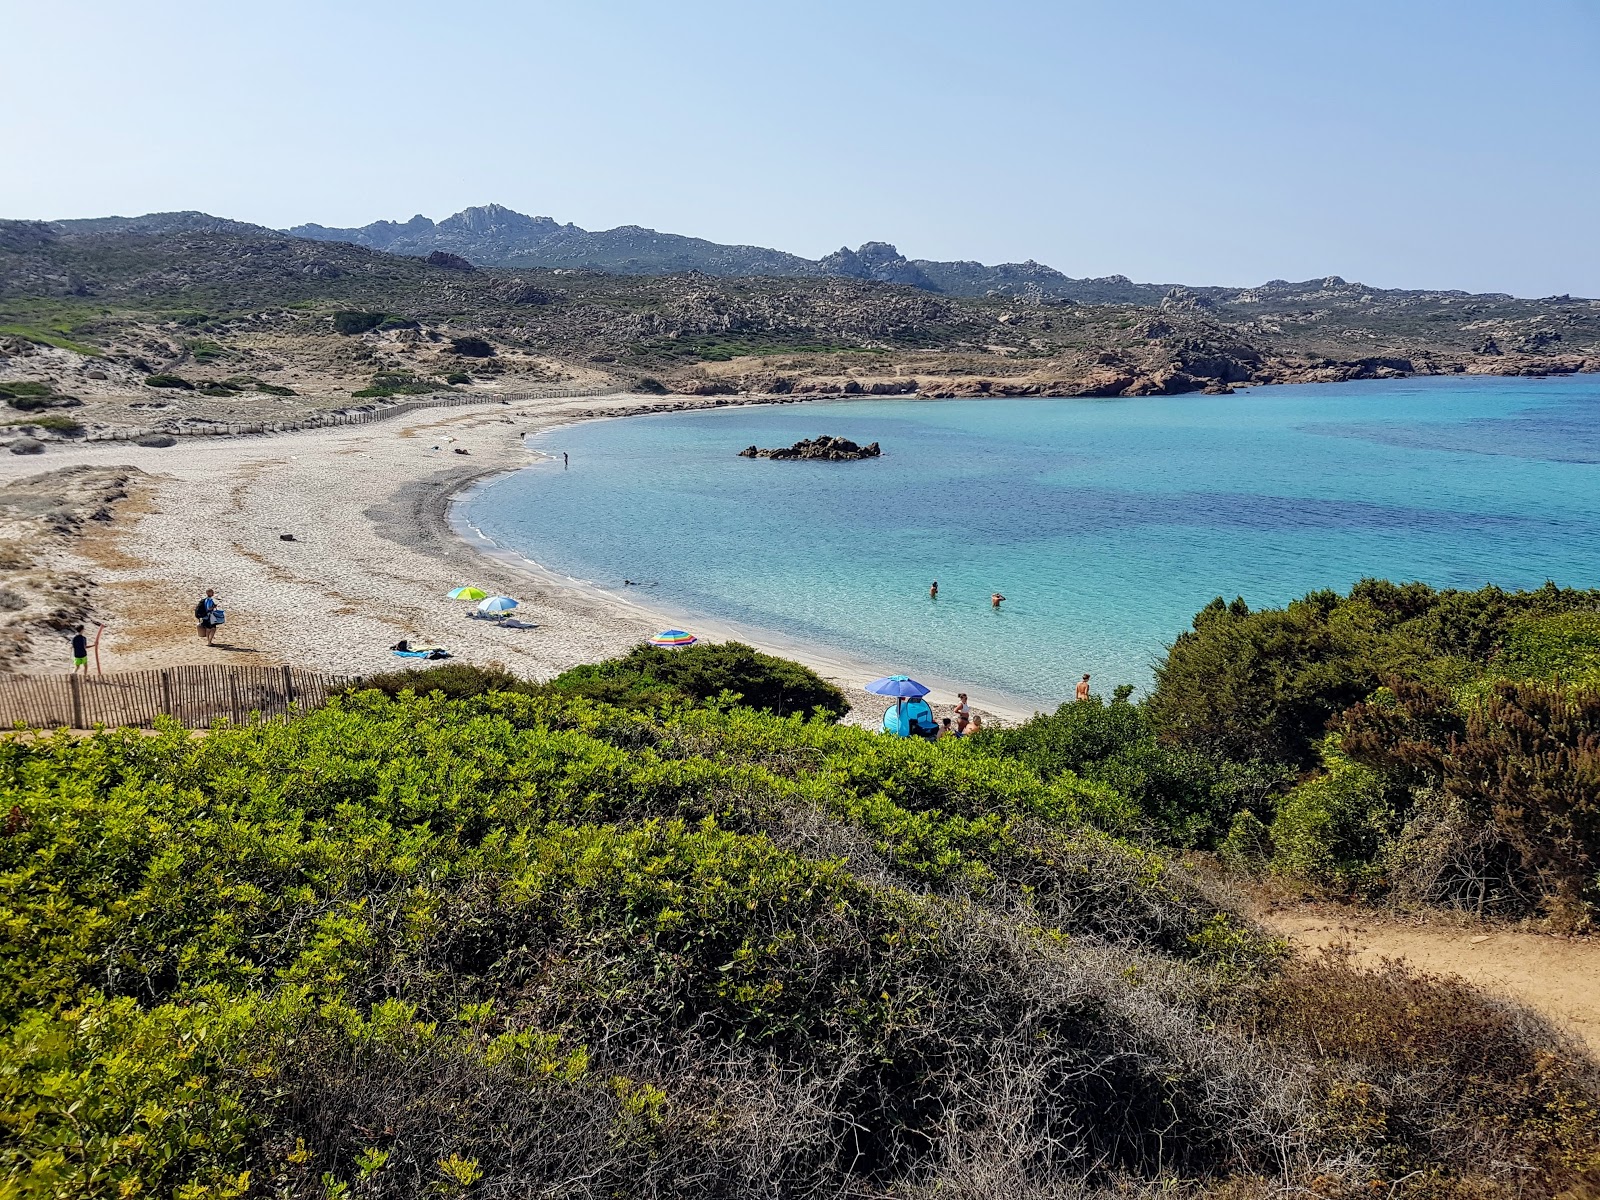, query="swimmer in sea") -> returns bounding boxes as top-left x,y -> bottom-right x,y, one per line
930,580 -> 939,600
991,592 -> 1005,609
